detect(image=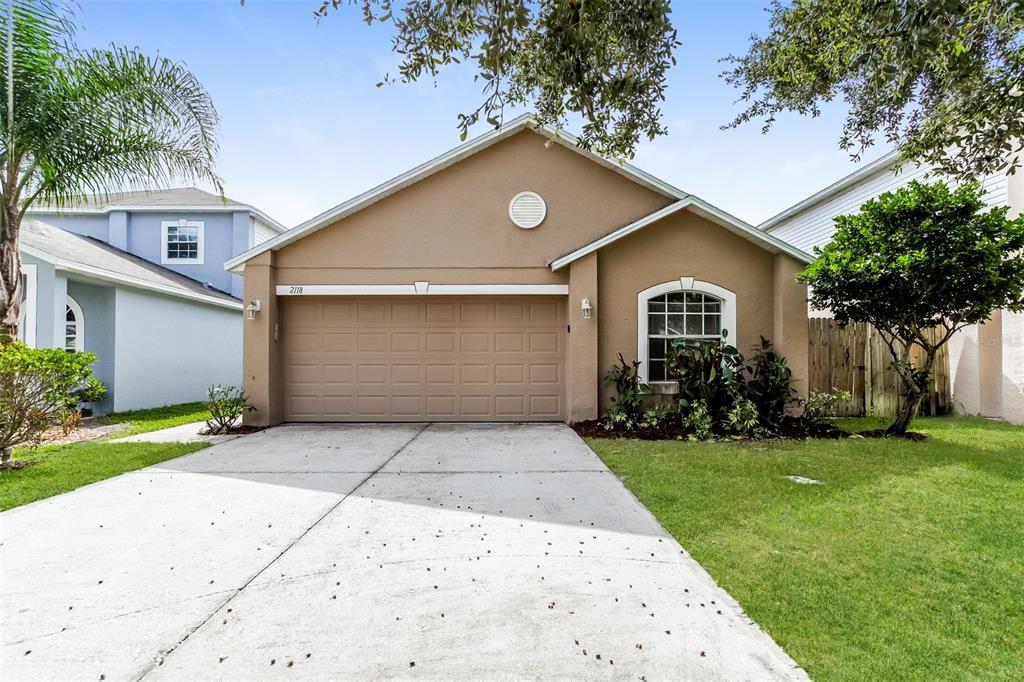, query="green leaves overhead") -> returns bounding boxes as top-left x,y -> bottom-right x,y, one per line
723,0 -> 1024,180
311,0 -> 679,158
